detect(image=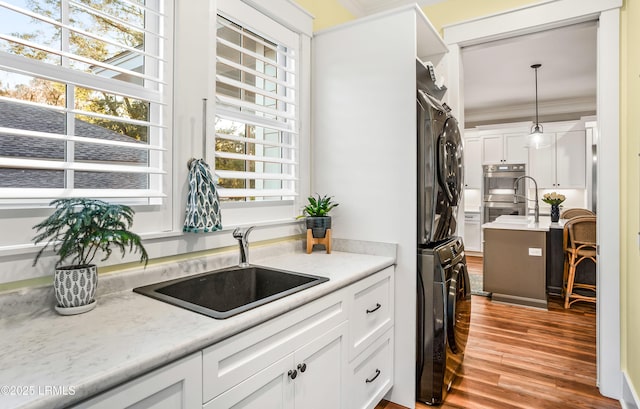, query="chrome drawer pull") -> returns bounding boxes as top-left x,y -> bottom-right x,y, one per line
366,303 -> 381,314
365,369 -> 381,383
